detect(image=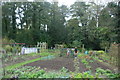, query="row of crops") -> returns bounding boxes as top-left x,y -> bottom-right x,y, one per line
3,53 -> 120,78
4,66 -> 120,78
